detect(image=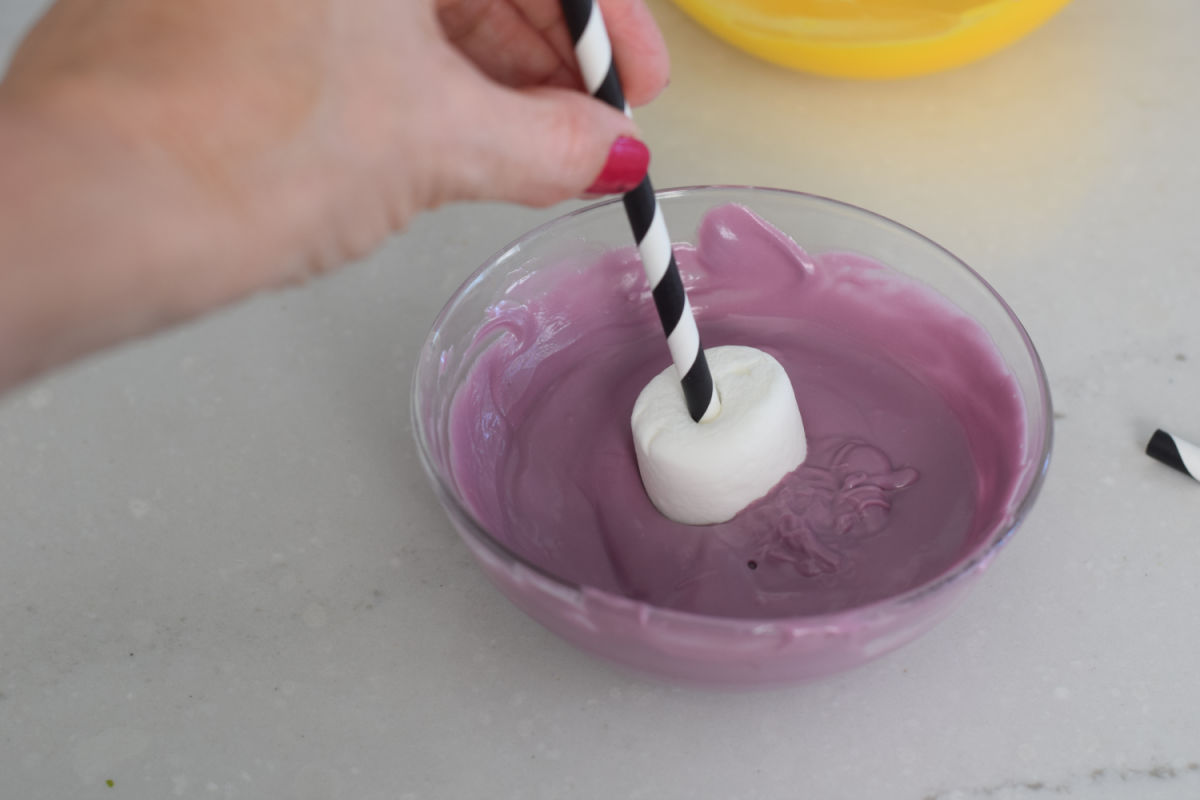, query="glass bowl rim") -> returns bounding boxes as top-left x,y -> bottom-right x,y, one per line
411,184 -> 1053,630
